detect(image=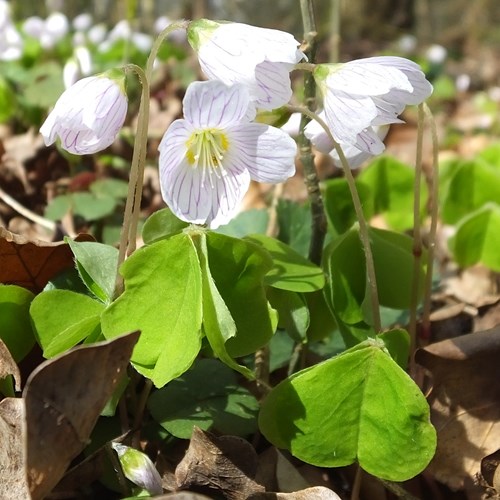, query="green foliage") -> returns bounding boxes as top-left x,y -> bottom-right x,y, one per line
0,76 -> 16,123
101,234 -> 203,387
217,209 -> 269,238
449,203 -> 500,271
148,359 -> 259,438
66,239 -> 119,304
246,234 -> 325,292
0,285 -> 36,361
30,290 -> 104,357
45,192 -> 117,222
141,207 -> 189,244
259,337 -> 436,481
323,226 -> 425,326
